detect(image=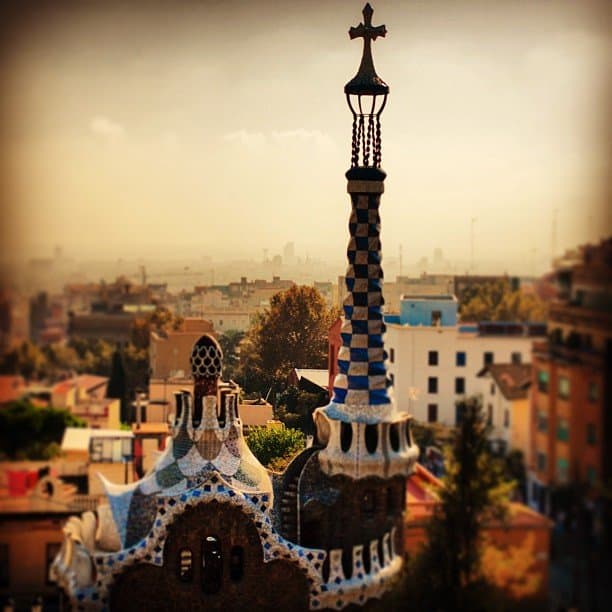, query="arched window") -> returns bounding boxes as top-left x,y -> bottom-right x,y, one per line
178,548 -> 193,582
229,546 -> 244,582
340,422 -> 353,452
341,548 -> 353,580
389,423 -> 400,452
201,536 -> 222,594
364,424 -> 378,454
